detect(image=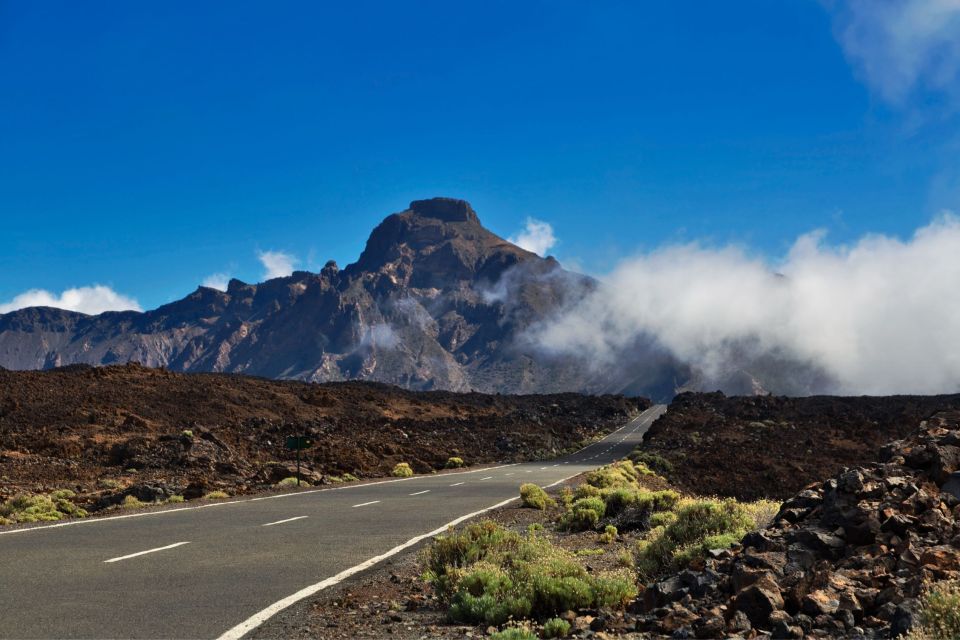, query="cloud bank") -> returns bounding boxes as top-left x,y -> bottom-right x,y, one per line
257,250 -> 298,280
531,214 -> 960,395
201,272 -> 231,291
0,285 -> 142,315
828,0 -> 960,105
509,218 -> 557,256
